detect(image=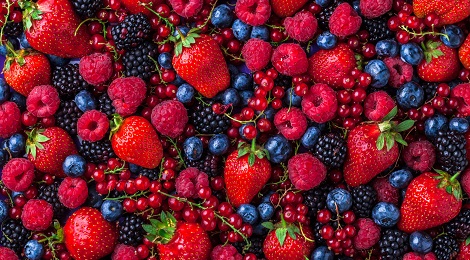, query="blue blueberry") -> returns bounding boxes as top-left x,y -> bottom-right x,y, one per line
87,184 -> 104,208
24,240 -> 44,260
0,149 -> 9,167
74,90 -> 96,112
401,43 -> 424,65
172,74 -> 186,86
409,231 -> 433,254
228,64 -> 239,80
12,191 -> 23,198
10,90 -> 26,110
0,44 -> 7,56
389,169 -> 413,189
232,19 -> 252,41
0,200 -> 9,223
311,246 -> 334,260
326,188 -> 352,214
396,82 -> 424,110
208,134 -> 230,155
424,113 -> 448,139
158,52 -> 173,69
240,90 -> 254,107
20,33 -> 31,48
100,200 -> 123,222
376,39 -> 399,57
301,126 -> 321,149
62,154 -> 87,177
251,26 -> 270,41
47,55 -> 70,67
128,163 -> 142,174
7,133 -> 25,157
441,25 -> 465,48
352,0 -> 361,15
449,117 -> 469,133
364,60 -> 390,88
316,0 -> 333,7
284,87 -> 302,107
220,88 -> 240,106
237,204 -> 259,225
316,31 -> 337,50
183,137 -> 204,161
372,202 -> 400,227
211,4 -> 234,28
0,78 -> 10,104
264,135 -> 292,163
232,73 -> 253,91
172,26 -> 190,37
176,83 -> 195,104
253,223 -> 269,236
258,202 -> 274,221
257,105 -> 276,121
